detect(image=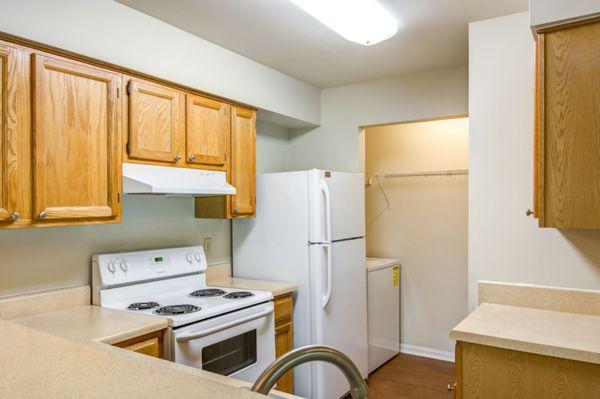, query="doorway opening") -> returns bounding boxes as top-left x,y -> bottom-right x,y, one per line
362,115 -> 469,367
